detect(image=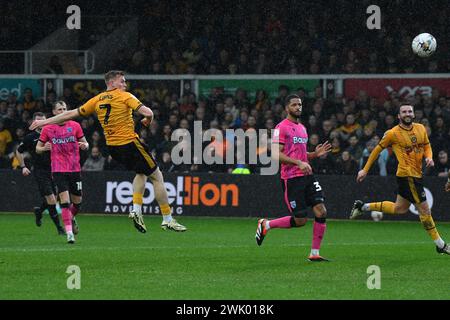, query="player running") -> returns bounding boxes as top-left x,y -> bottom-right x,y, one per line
36,101 -> 88,244
350,104 -> 450,255
30,70 -> 186,233
255,94 -> 332,261
16,112 -> 65,235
